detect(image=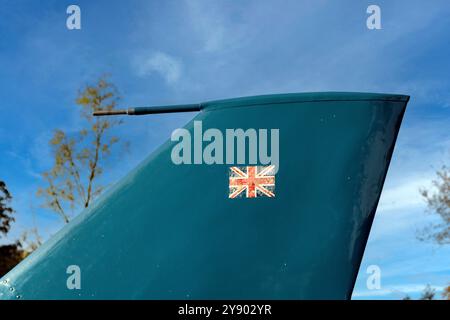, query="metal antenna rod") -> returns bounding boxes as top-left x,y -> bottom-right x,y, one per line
93,103 -> 202,116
